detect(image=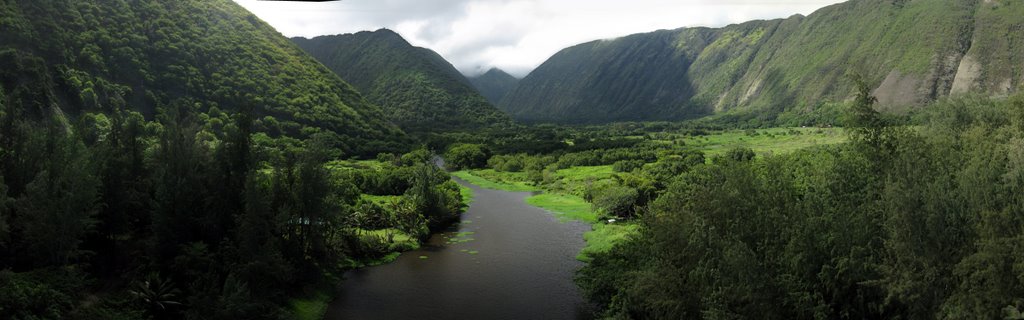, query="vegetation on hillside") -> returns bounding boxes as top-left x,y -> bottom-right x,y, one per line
576,90 -> 1024,319
292,30 -> 511,132
0,0 -> 407,157
0,0 -> 466,318
502,0 -> 1024,124
468,68 -> 519,106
